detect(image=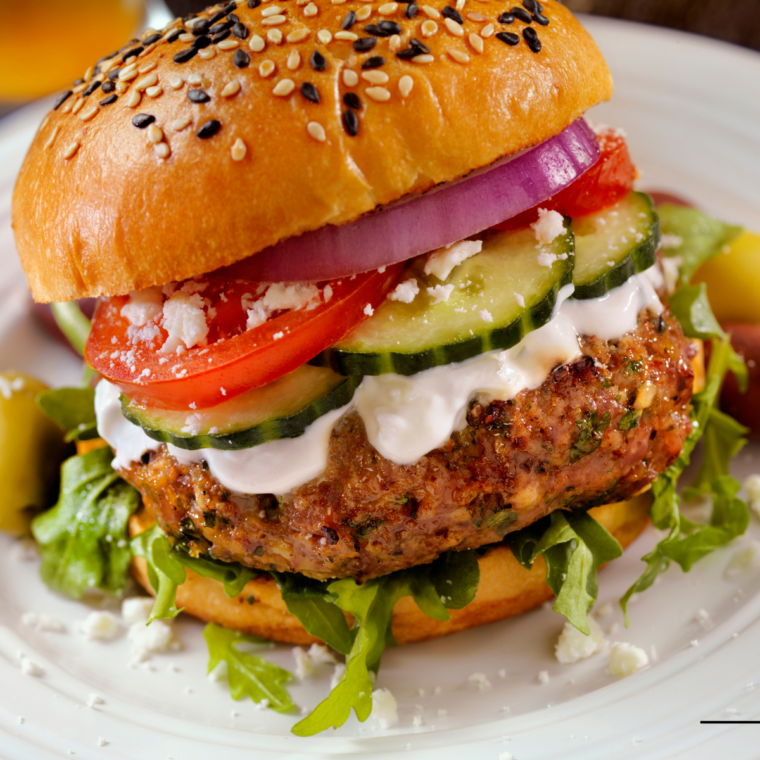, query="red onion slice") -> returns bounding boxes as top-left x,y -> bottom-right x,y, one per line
221,119 -> 600,283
